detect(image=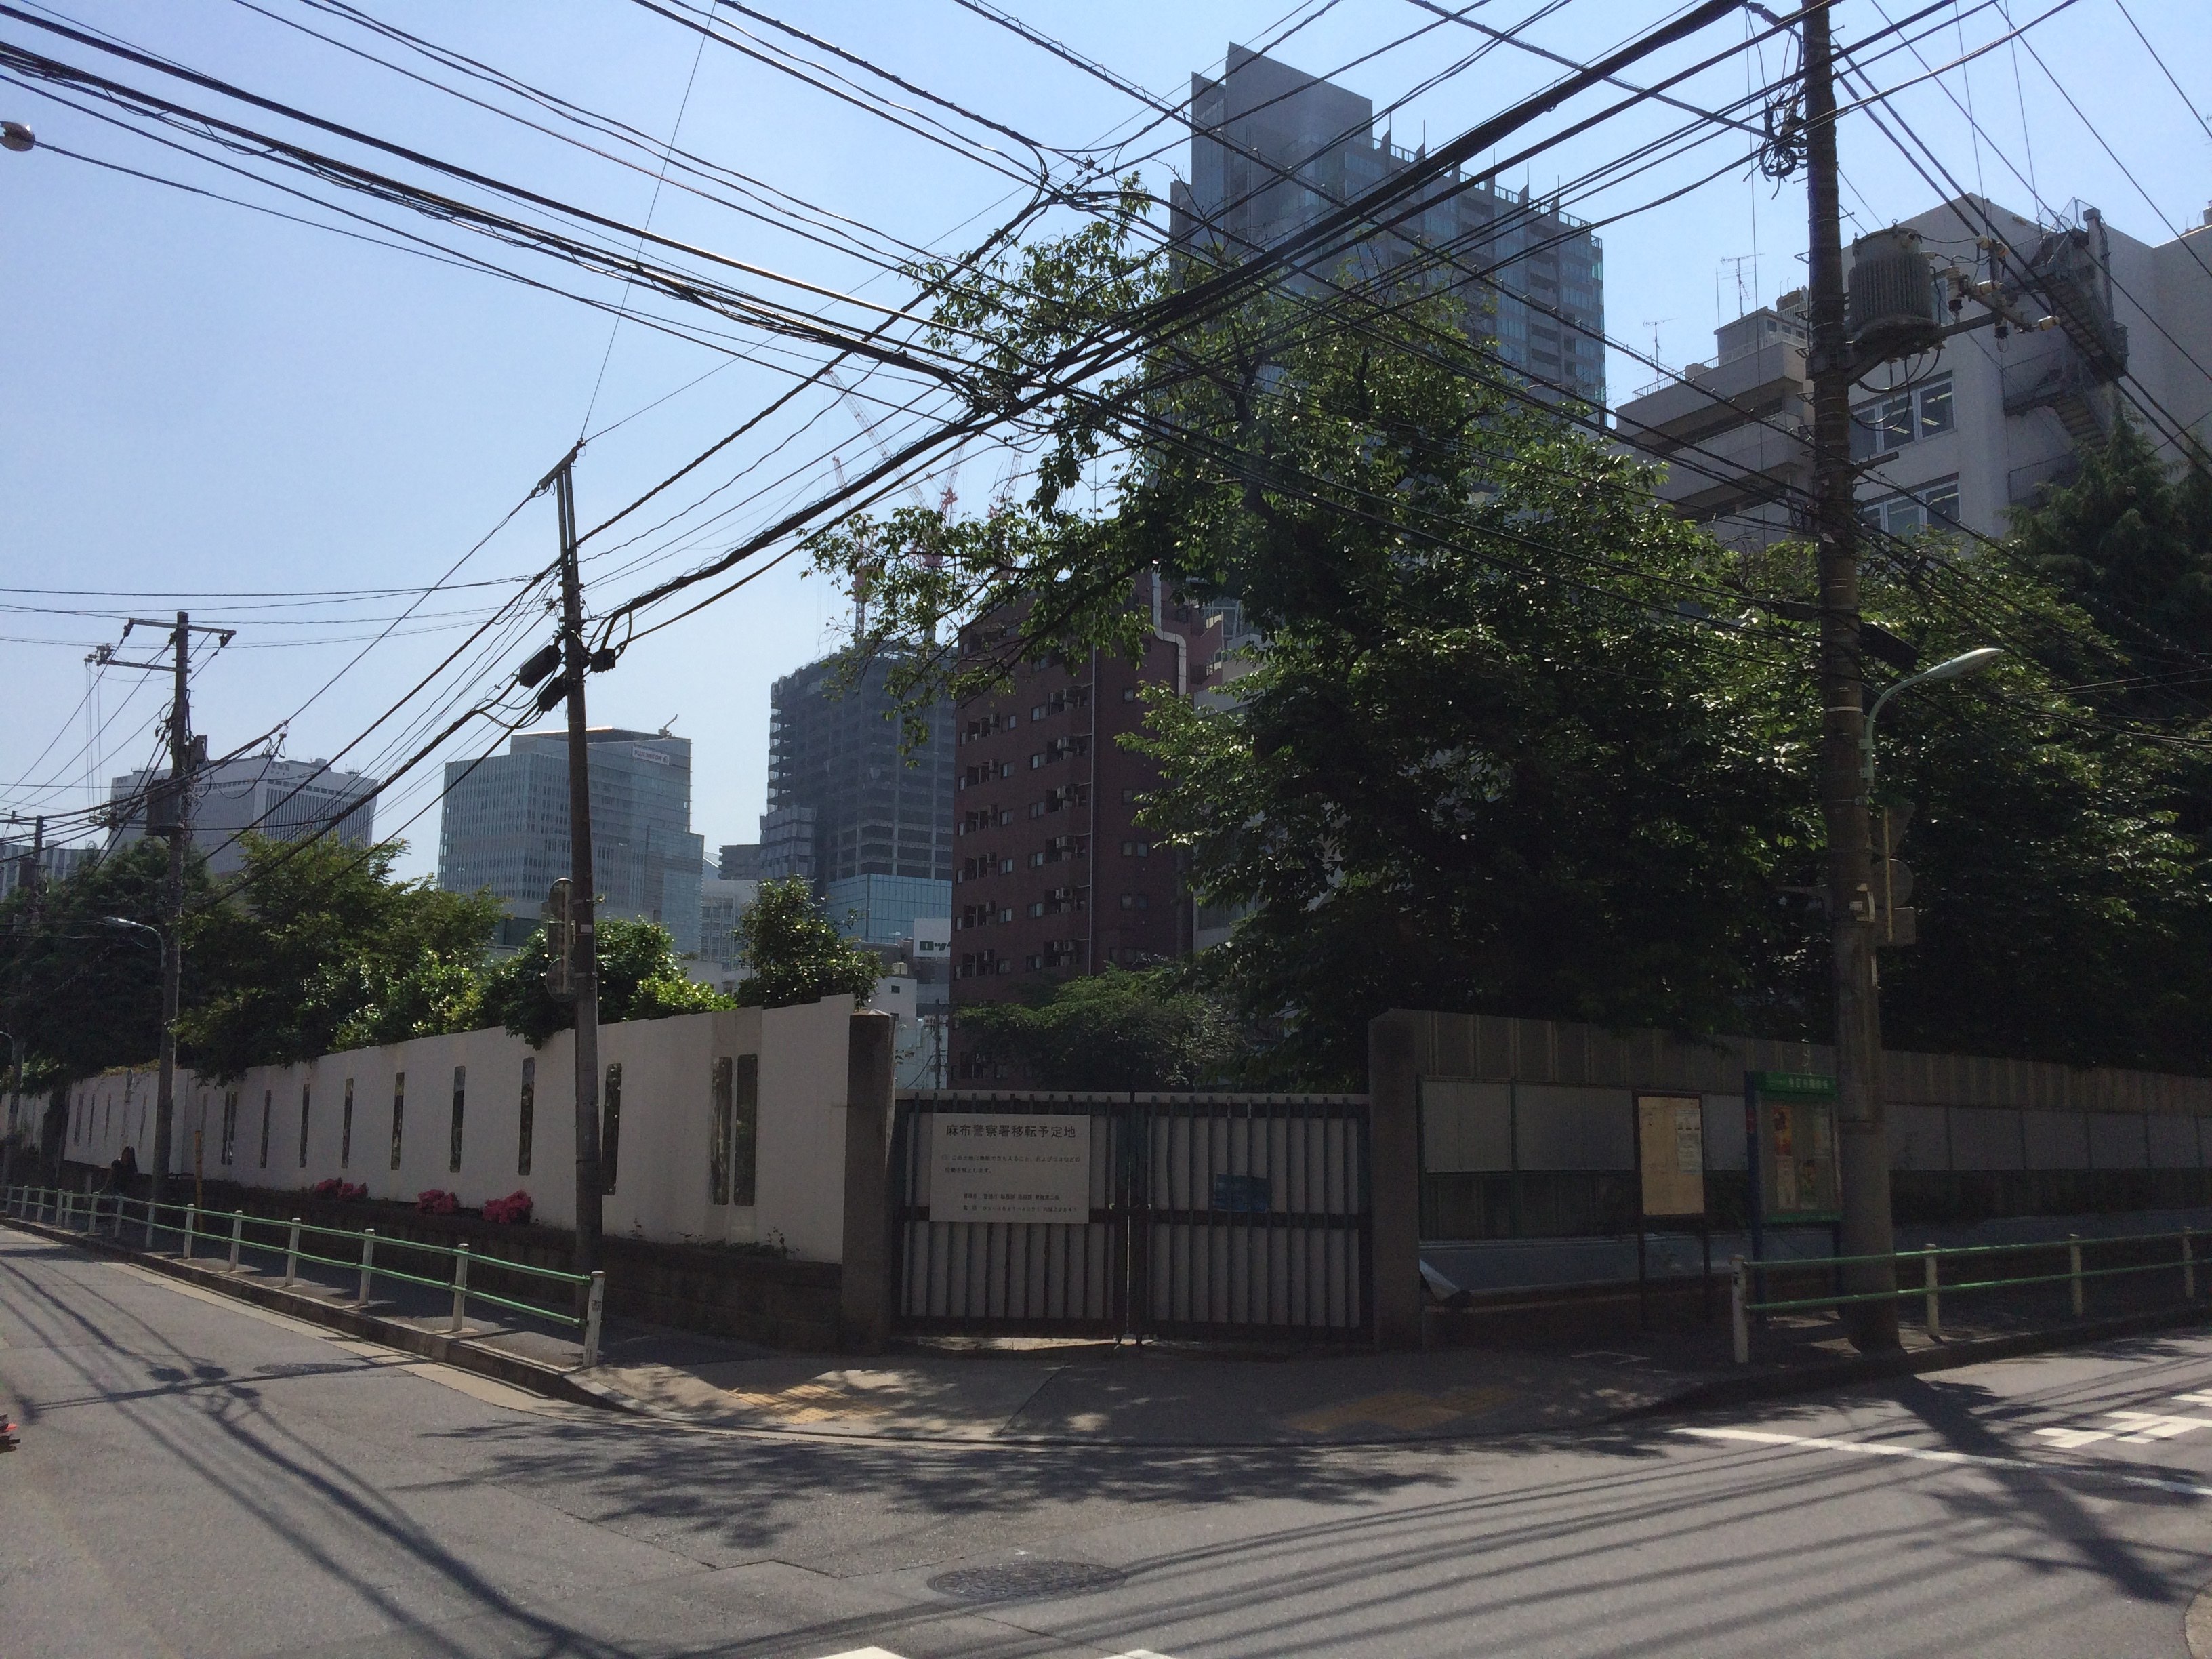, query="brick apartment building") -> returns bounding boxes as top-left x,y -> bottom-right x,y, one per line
949,576 -> 1221,1080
